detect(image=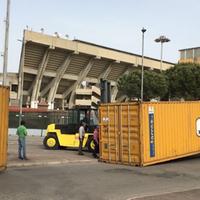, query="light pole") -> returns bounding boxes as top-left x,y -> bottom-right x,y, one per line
18,33 -> 25,126
140,28 -> 146,102
155,35 -> 170,71
3,0 -> 11,86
